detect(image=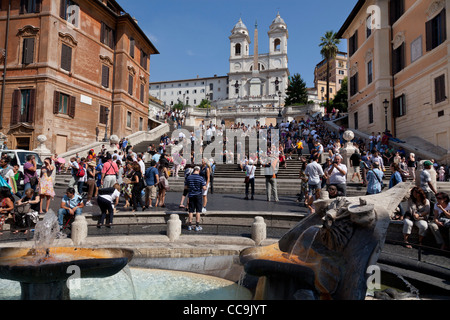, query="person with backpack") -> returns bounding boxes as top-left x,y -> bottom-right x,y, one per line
101,154 -> 119,188
76,157 -> 87,196
130,162 -> 145,212
144,160 -> 159,209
